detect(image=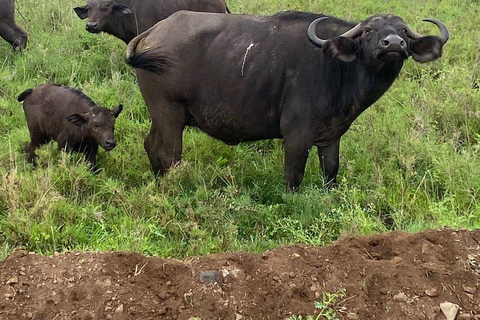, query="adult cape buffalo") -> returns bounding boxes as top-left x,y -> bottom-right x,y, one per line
126,11 -> 449,191
74,0 -> 229,44
0,0 -> 27,50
